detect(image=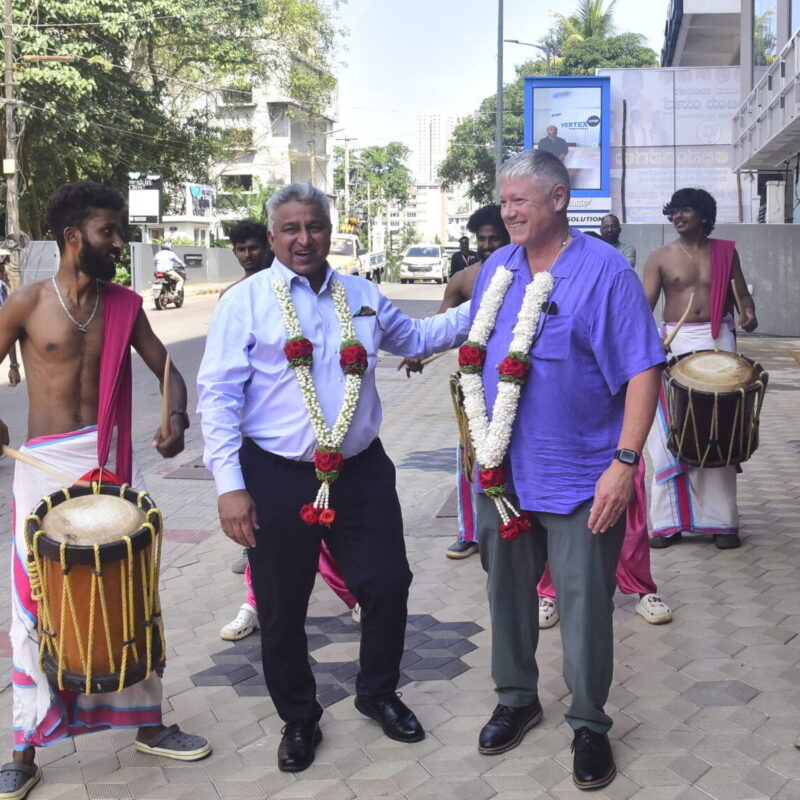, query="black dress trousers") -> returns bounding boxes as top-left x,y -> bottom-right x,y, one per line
241,437 -> 412,722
